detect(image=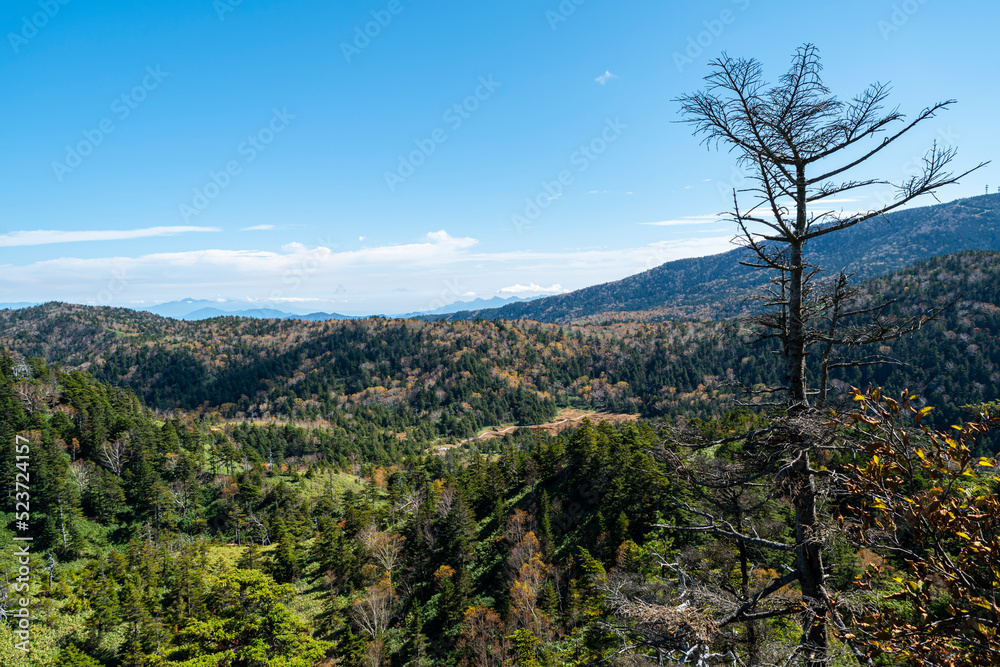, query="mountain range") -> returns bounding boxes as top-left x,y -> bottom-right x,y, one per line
129,296 -> 532,321
433,193 -> 1000,323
